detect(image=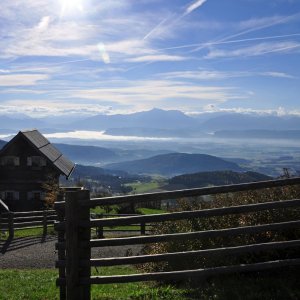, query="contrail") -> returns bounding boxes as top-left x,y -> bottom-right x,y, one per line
252,43 -> 300,56
143,16 -> 171,40
142,0 -> 208,41
191,13 -> 299,52
157,33 -> 300,51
